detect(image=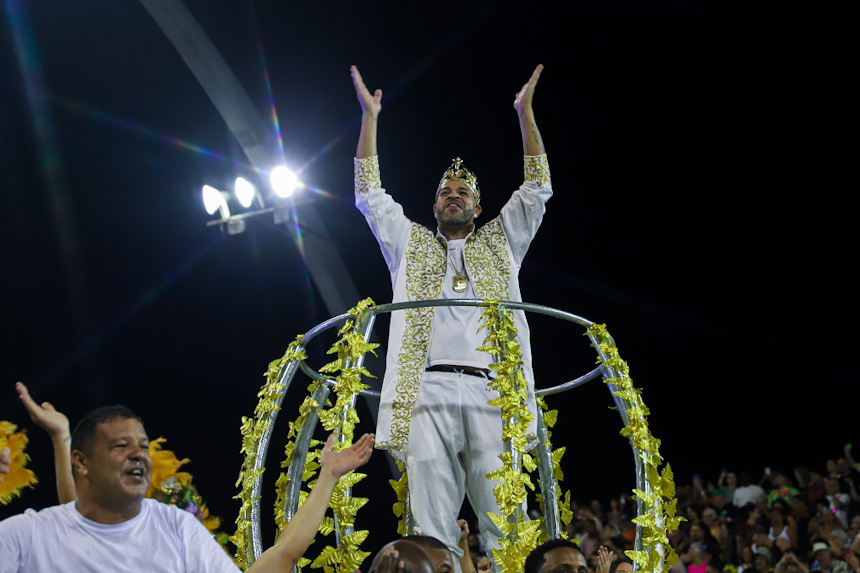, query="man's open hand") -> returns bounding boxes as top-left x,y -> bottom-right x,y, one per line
513,64 -> 543,115
17,382 -> 70,442
320,433 -> 374,479
351,66 -> 382,119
